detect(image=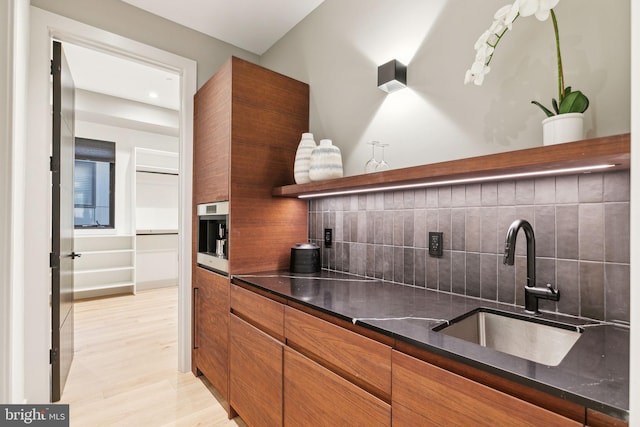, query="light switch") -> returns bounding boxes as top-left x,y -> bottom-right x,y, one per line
324,228 -> 332,248
429,232 -> 443,257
